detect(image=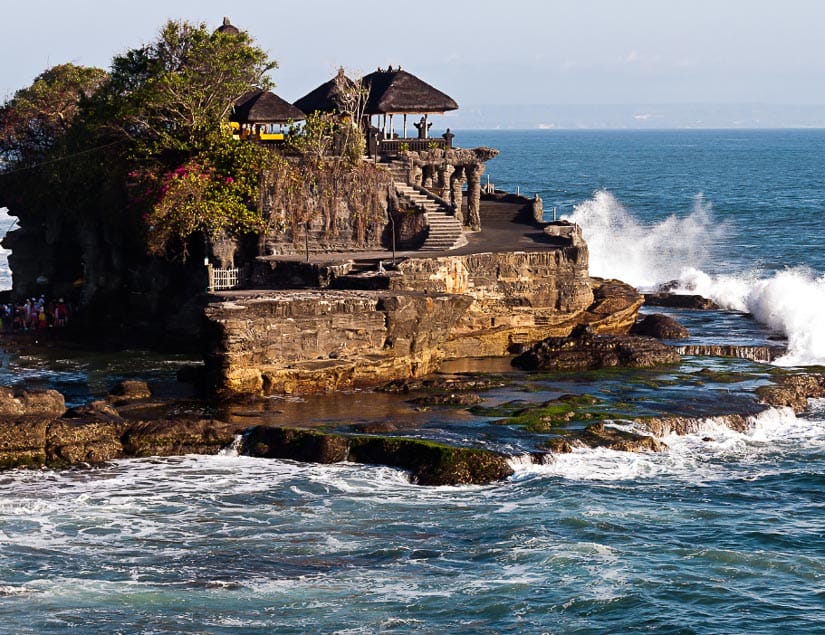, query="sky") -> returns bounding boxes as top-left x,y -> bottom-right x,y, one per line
2,0 -> 825,128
